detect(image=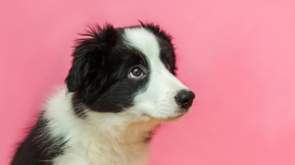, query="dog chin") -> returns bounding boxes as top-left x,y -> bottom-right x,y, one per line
143,112 -> 188,123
